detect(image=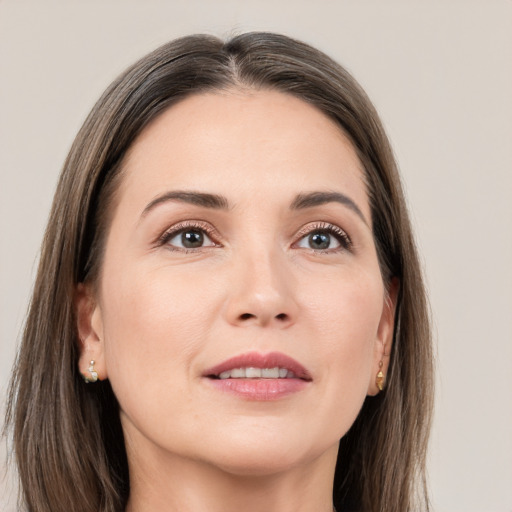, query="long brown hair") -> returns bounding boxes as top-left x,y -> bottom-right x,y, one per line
4,32 -> 433,512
